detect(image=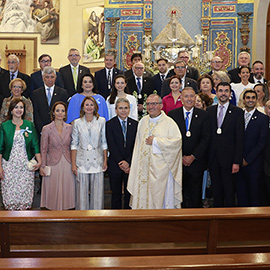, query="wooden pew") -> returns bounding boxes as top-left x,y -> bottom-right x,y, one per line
0,253 -> 270,269
0,207 -> 270,258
